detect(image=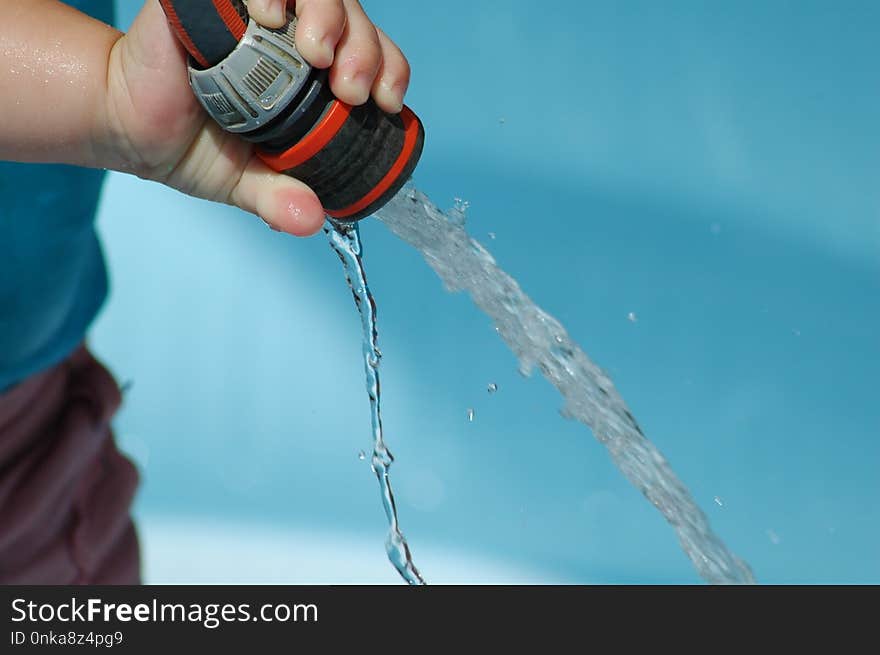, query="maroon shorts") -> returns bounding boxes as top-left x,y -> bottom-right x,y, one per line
0,346 -> 140,584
